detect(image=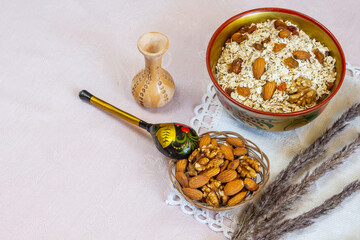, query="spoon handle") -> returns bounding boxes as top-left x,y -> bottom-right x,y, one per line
79,90 -> 150,130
